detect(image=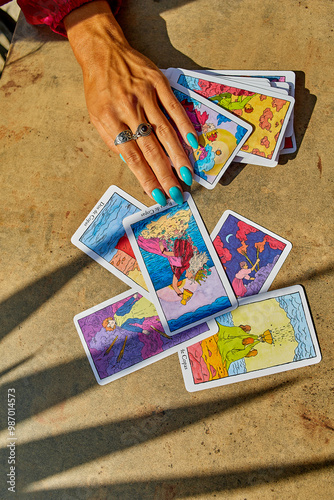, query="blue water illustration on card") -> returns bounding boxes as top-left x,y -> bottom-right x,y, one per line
125,194 -> 237,336
71,186 -> 148,294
